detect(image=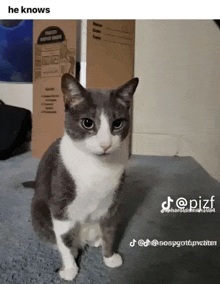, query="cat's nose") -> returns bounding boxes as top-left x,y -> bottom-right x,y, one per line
101,144 -> 112,152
